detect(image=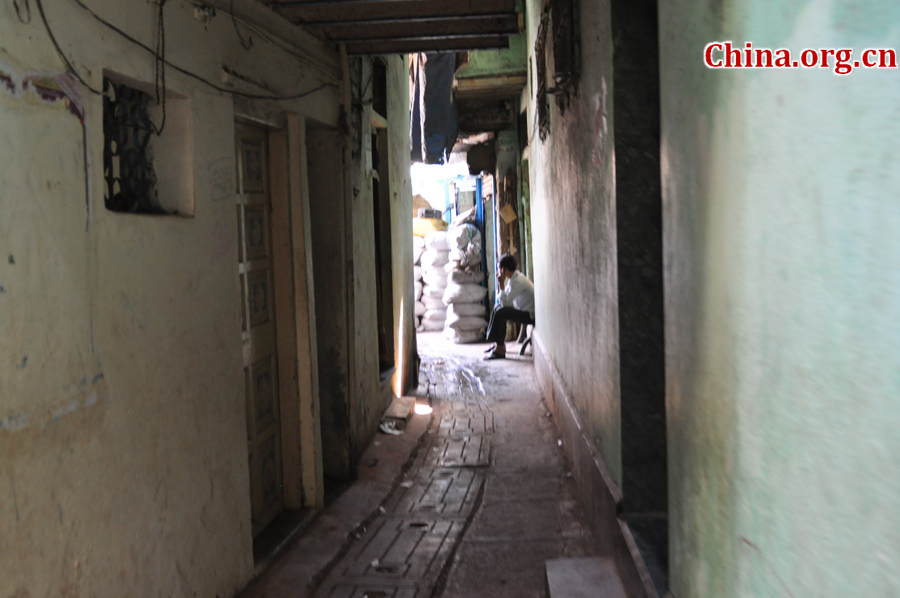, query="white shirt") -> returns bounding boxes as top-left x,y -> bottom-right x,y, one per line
499,271 -> 535,317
